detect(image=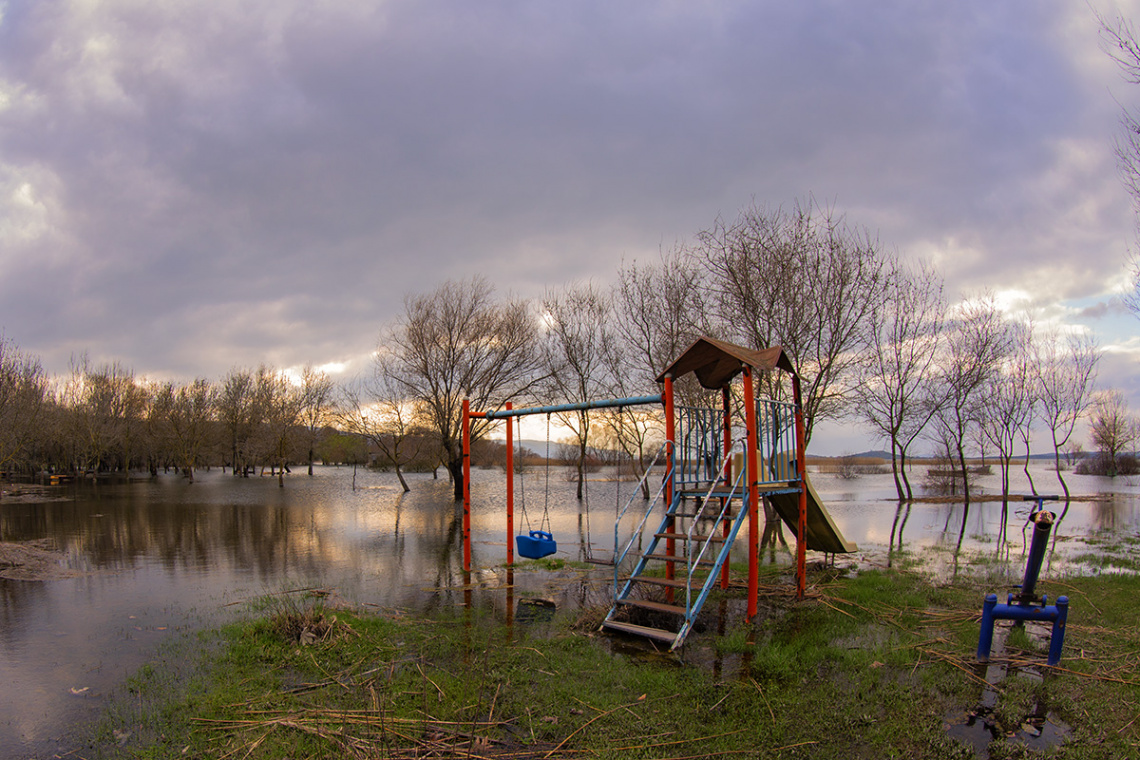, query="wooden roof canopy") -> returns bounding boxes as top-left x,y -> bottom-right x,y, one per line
656,336 -> 796,390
